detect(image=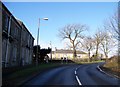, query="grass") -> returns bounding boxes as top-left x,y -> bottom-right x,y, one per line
9,64 -> 58,78
76,60 -> 105,64
101,56 -> 120,78
3,63 -> 62,85
103,56 -> 120,71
